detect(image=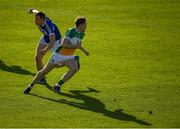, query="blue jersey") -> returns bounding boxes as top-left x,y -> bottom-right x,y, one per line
38,17 -> 61,43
